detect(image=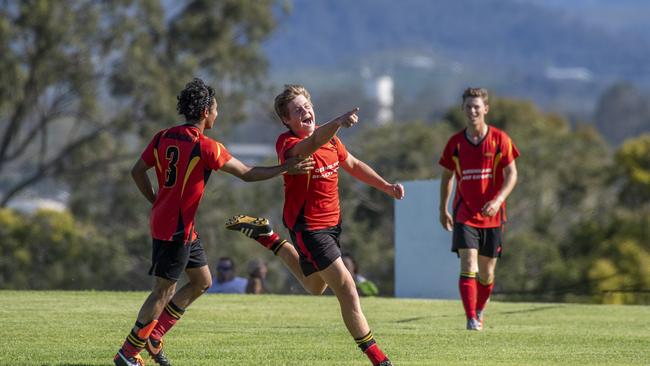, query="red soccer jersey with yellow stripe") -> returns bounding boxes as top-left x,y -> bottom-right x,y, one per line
276,129 -> 349,231
141,124 -> 232,243
438,126 -> 519,228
